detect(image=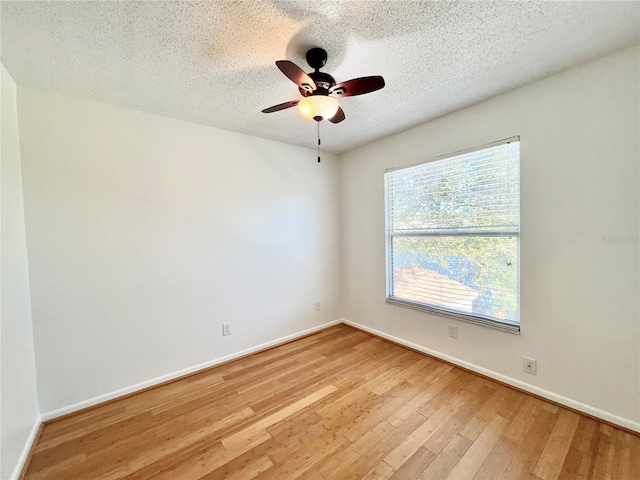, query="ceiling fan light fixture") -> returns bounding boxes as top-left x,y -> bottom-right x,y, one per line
298,95 -> 339,121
